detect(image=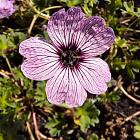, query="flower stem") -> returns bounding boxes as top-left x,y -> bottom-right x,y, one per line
32,112 -> 48,140
28,14 -> 38,35
119,85 -> 140,104
27,0 -> 62,34
26,121 -> 36,140
2,53 -> 14,77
